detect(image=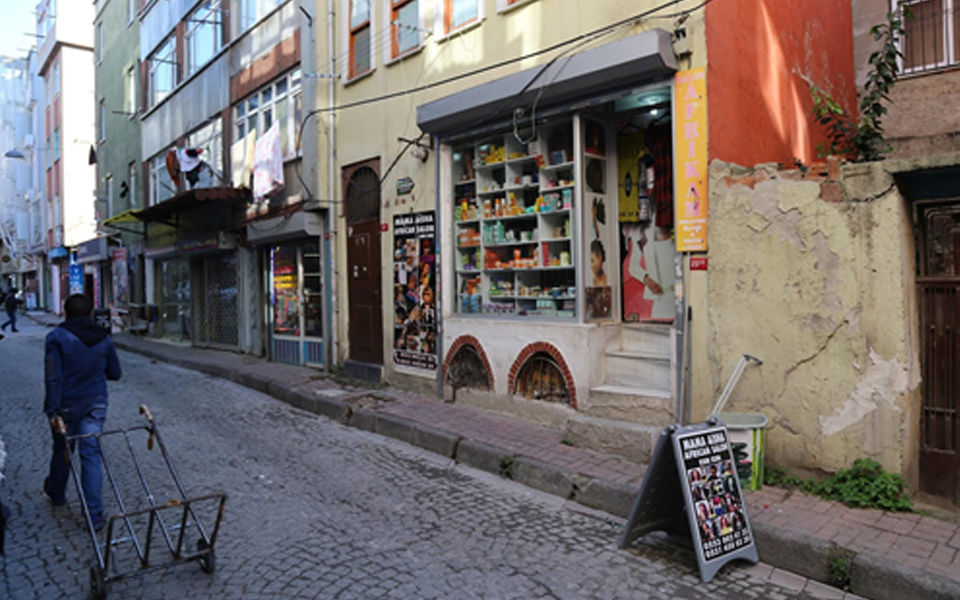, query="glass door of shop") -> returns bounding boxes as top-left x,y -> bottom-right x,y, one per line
270,241 -> 324,367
